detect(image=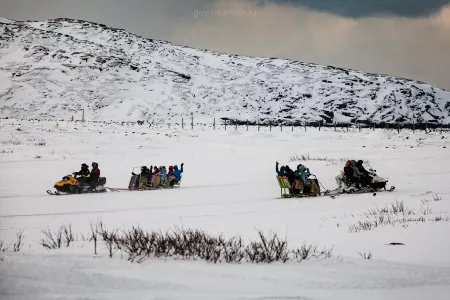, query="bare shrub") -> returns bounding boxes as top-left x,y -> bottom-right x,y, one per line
100,226 -> 332,264
90,222 -> 99,255
1,134 -> 21,145
358,252 -> 372,259
63,224 -> 75,247
97,223 -> 120,258
0,240 -> 6,261
433,194 -> 442,202
13,229 -> 24,252
348,200 -> 445,233
33,138 -> 46,146
288,153 -> 361,165
292,244 -> 334,262
40,227 -> 63,249
244,230 -> 289,263
0,149 -> 14,154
